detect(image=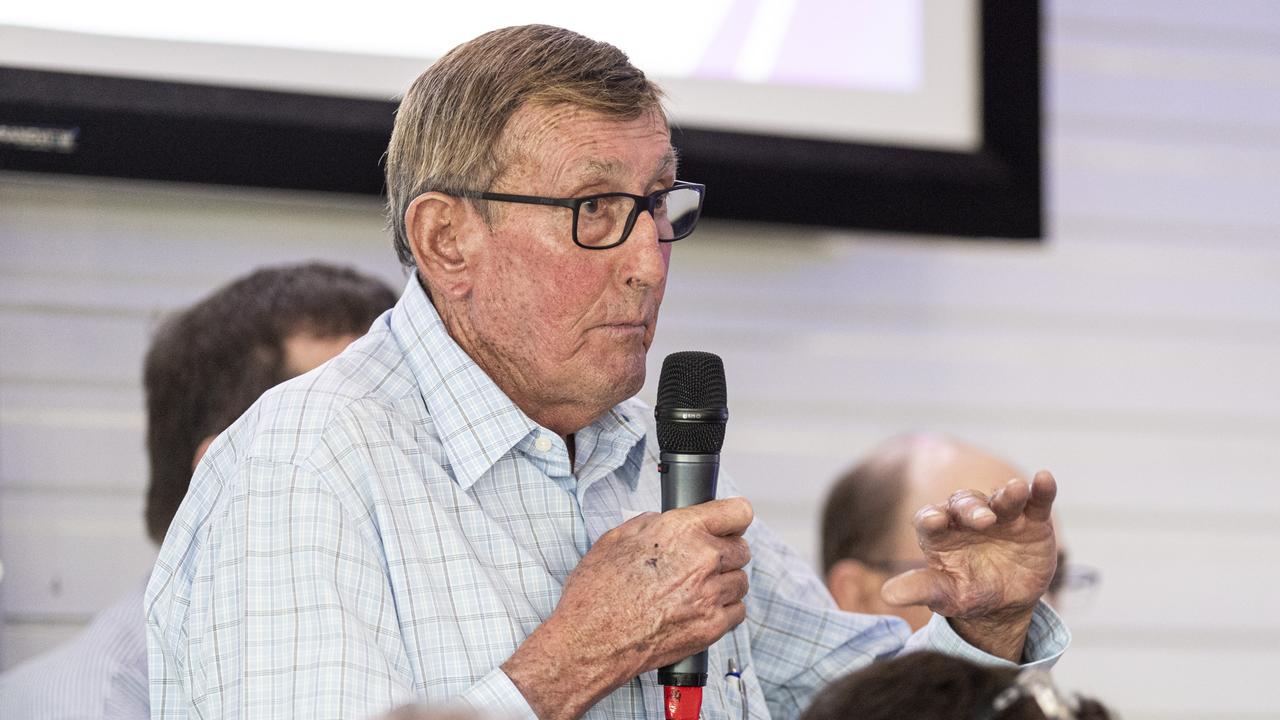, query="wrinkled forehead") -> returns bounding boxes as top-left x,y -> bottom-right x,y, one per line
495,102 -> 676,193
